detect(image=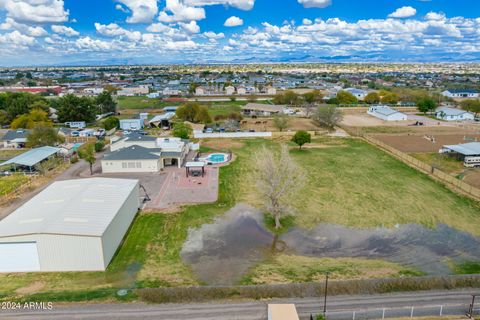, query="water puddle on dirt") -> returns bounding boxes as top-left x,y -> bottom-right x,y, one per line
180,204 -> 480,285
